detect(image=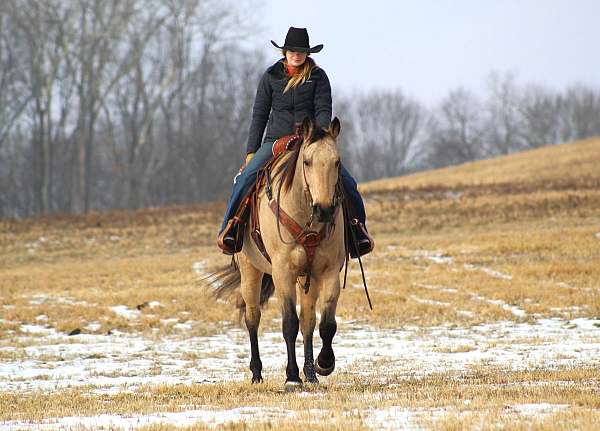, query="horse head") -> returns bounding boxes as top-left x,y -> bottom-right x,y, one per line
300,117 -> 342,223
